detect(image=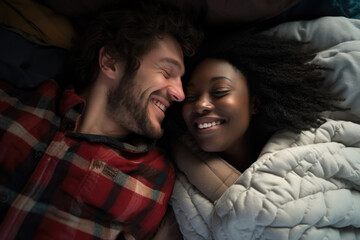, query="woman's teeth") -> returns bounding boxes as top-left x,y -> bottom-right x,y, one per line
197,121 -> 222,129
